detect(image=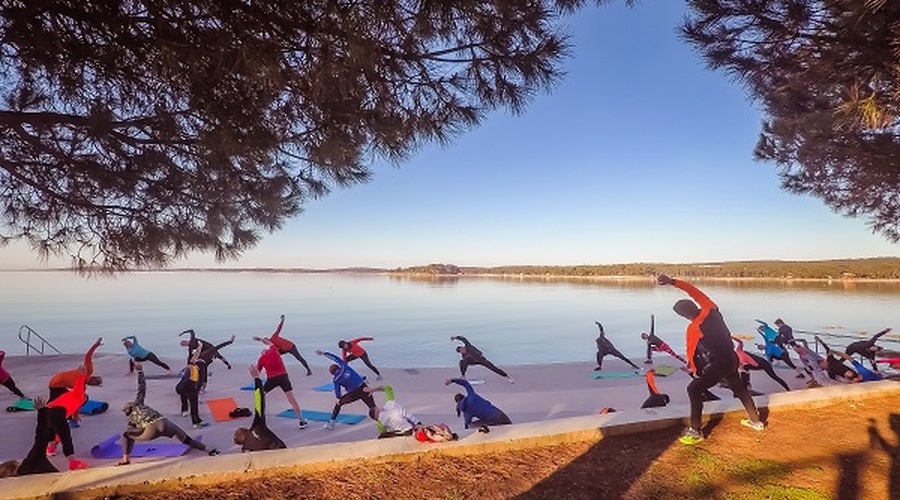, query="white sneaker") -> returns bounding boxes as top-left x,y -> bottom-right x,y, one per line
324,420 -> 335,430
193,421 -> 210,429
298,419 -> 309,429
741,419 -> 765,431
181,411 -> 188,417
507,377 -> 515,384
